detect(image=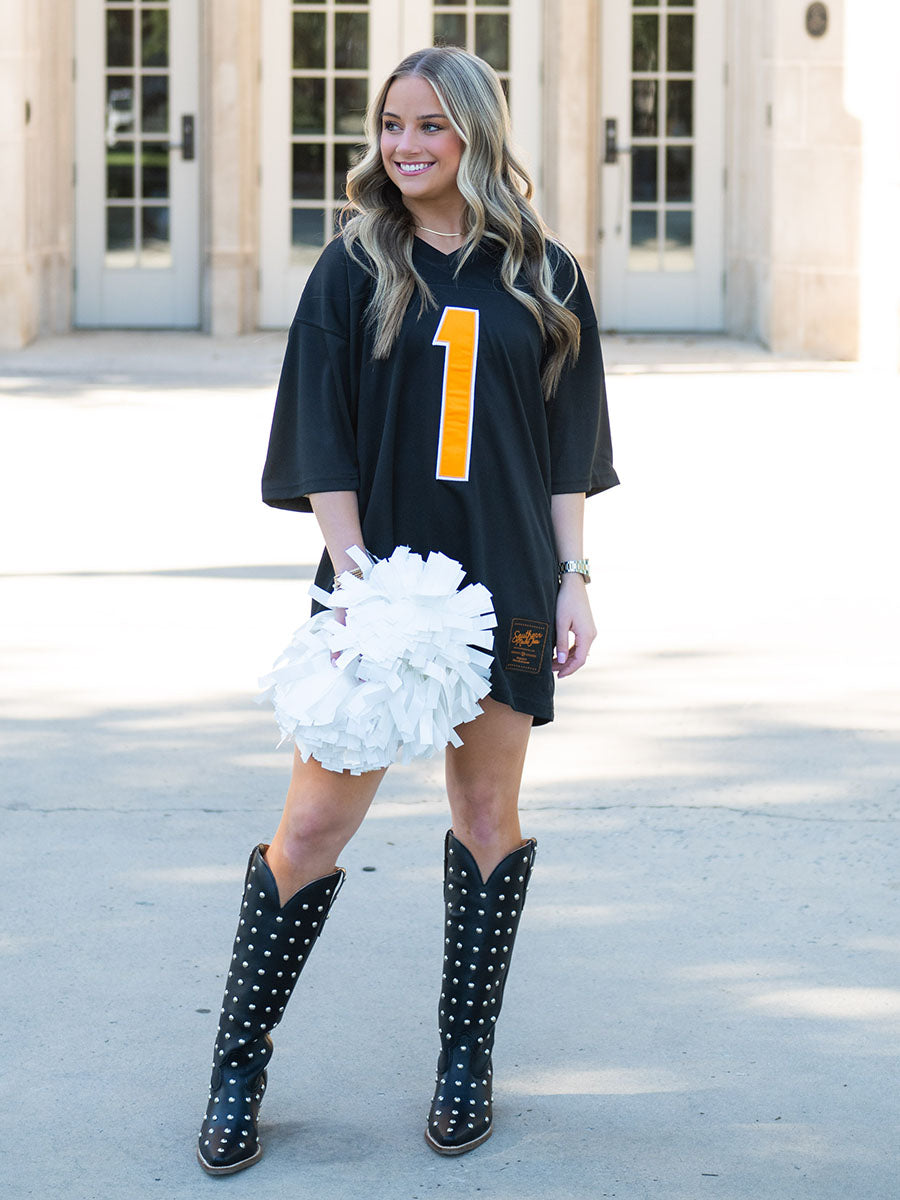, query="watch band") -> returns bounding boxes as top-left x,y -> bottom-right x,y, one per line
558,559 -> 591,584
332,566 -> 365,590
